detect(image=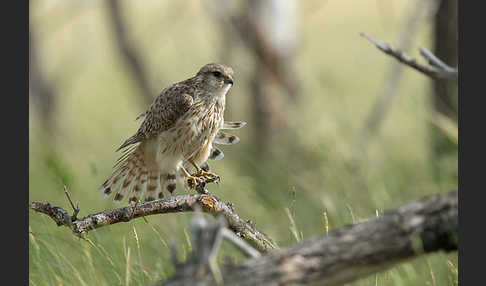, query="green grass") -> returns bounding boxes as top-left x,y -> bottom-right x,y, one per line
30,1 -> 457,285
